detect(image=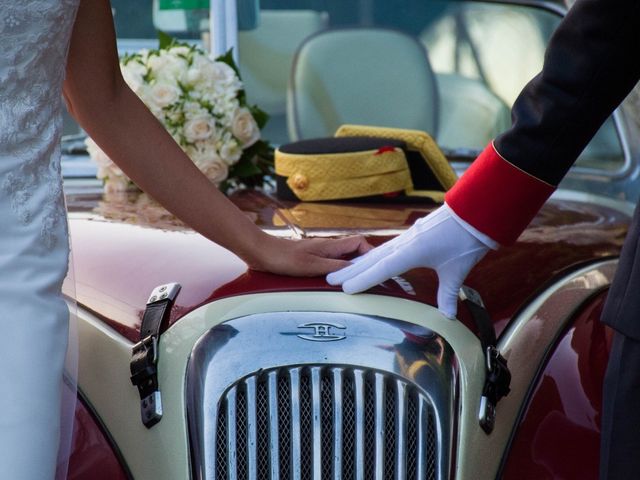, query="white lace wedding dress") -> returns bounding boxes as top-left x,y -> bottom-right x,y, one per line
0,1 -> 80,478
